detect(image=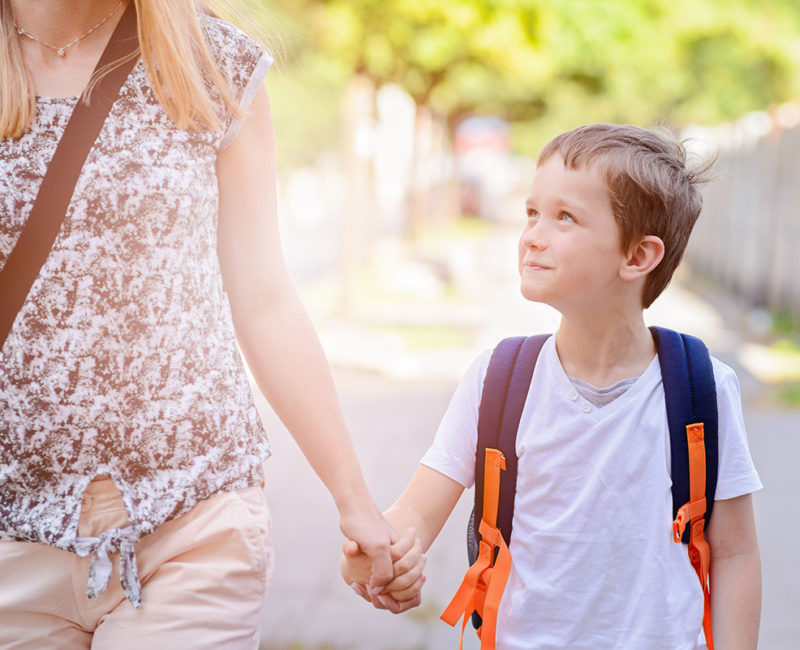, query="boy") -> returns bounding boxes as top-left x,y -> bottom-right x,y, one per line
342,124 -> 762,649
